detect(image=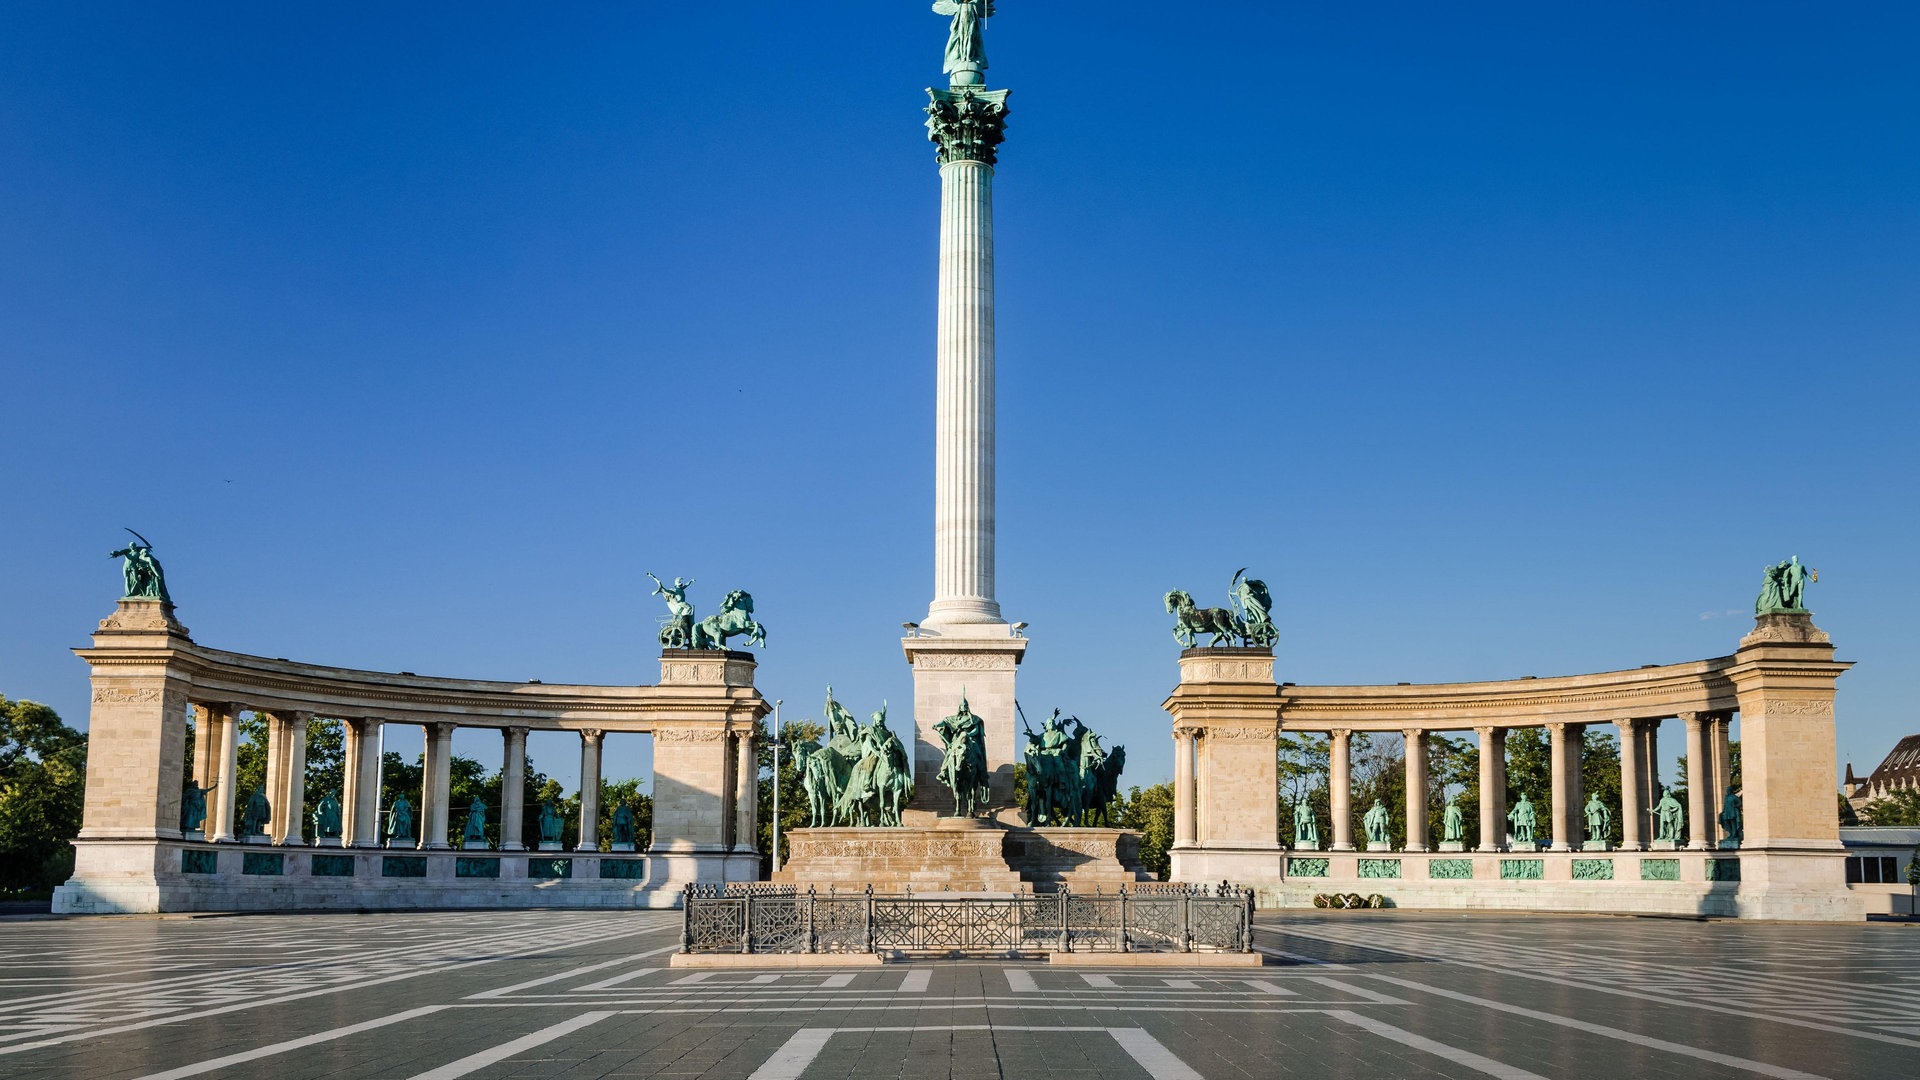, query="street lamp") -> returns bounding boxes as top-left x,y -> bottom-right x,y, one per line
770,699 -> 783,875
